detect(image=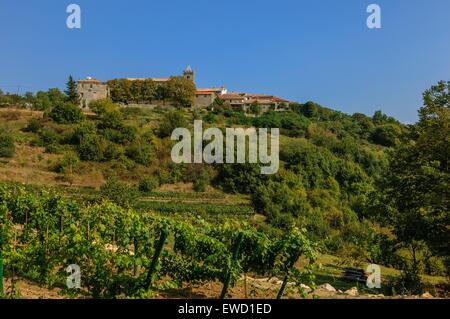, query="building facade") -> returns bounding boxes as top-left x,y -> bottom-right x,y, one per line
77,77 -> 109,109
77,66 -> 290,111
